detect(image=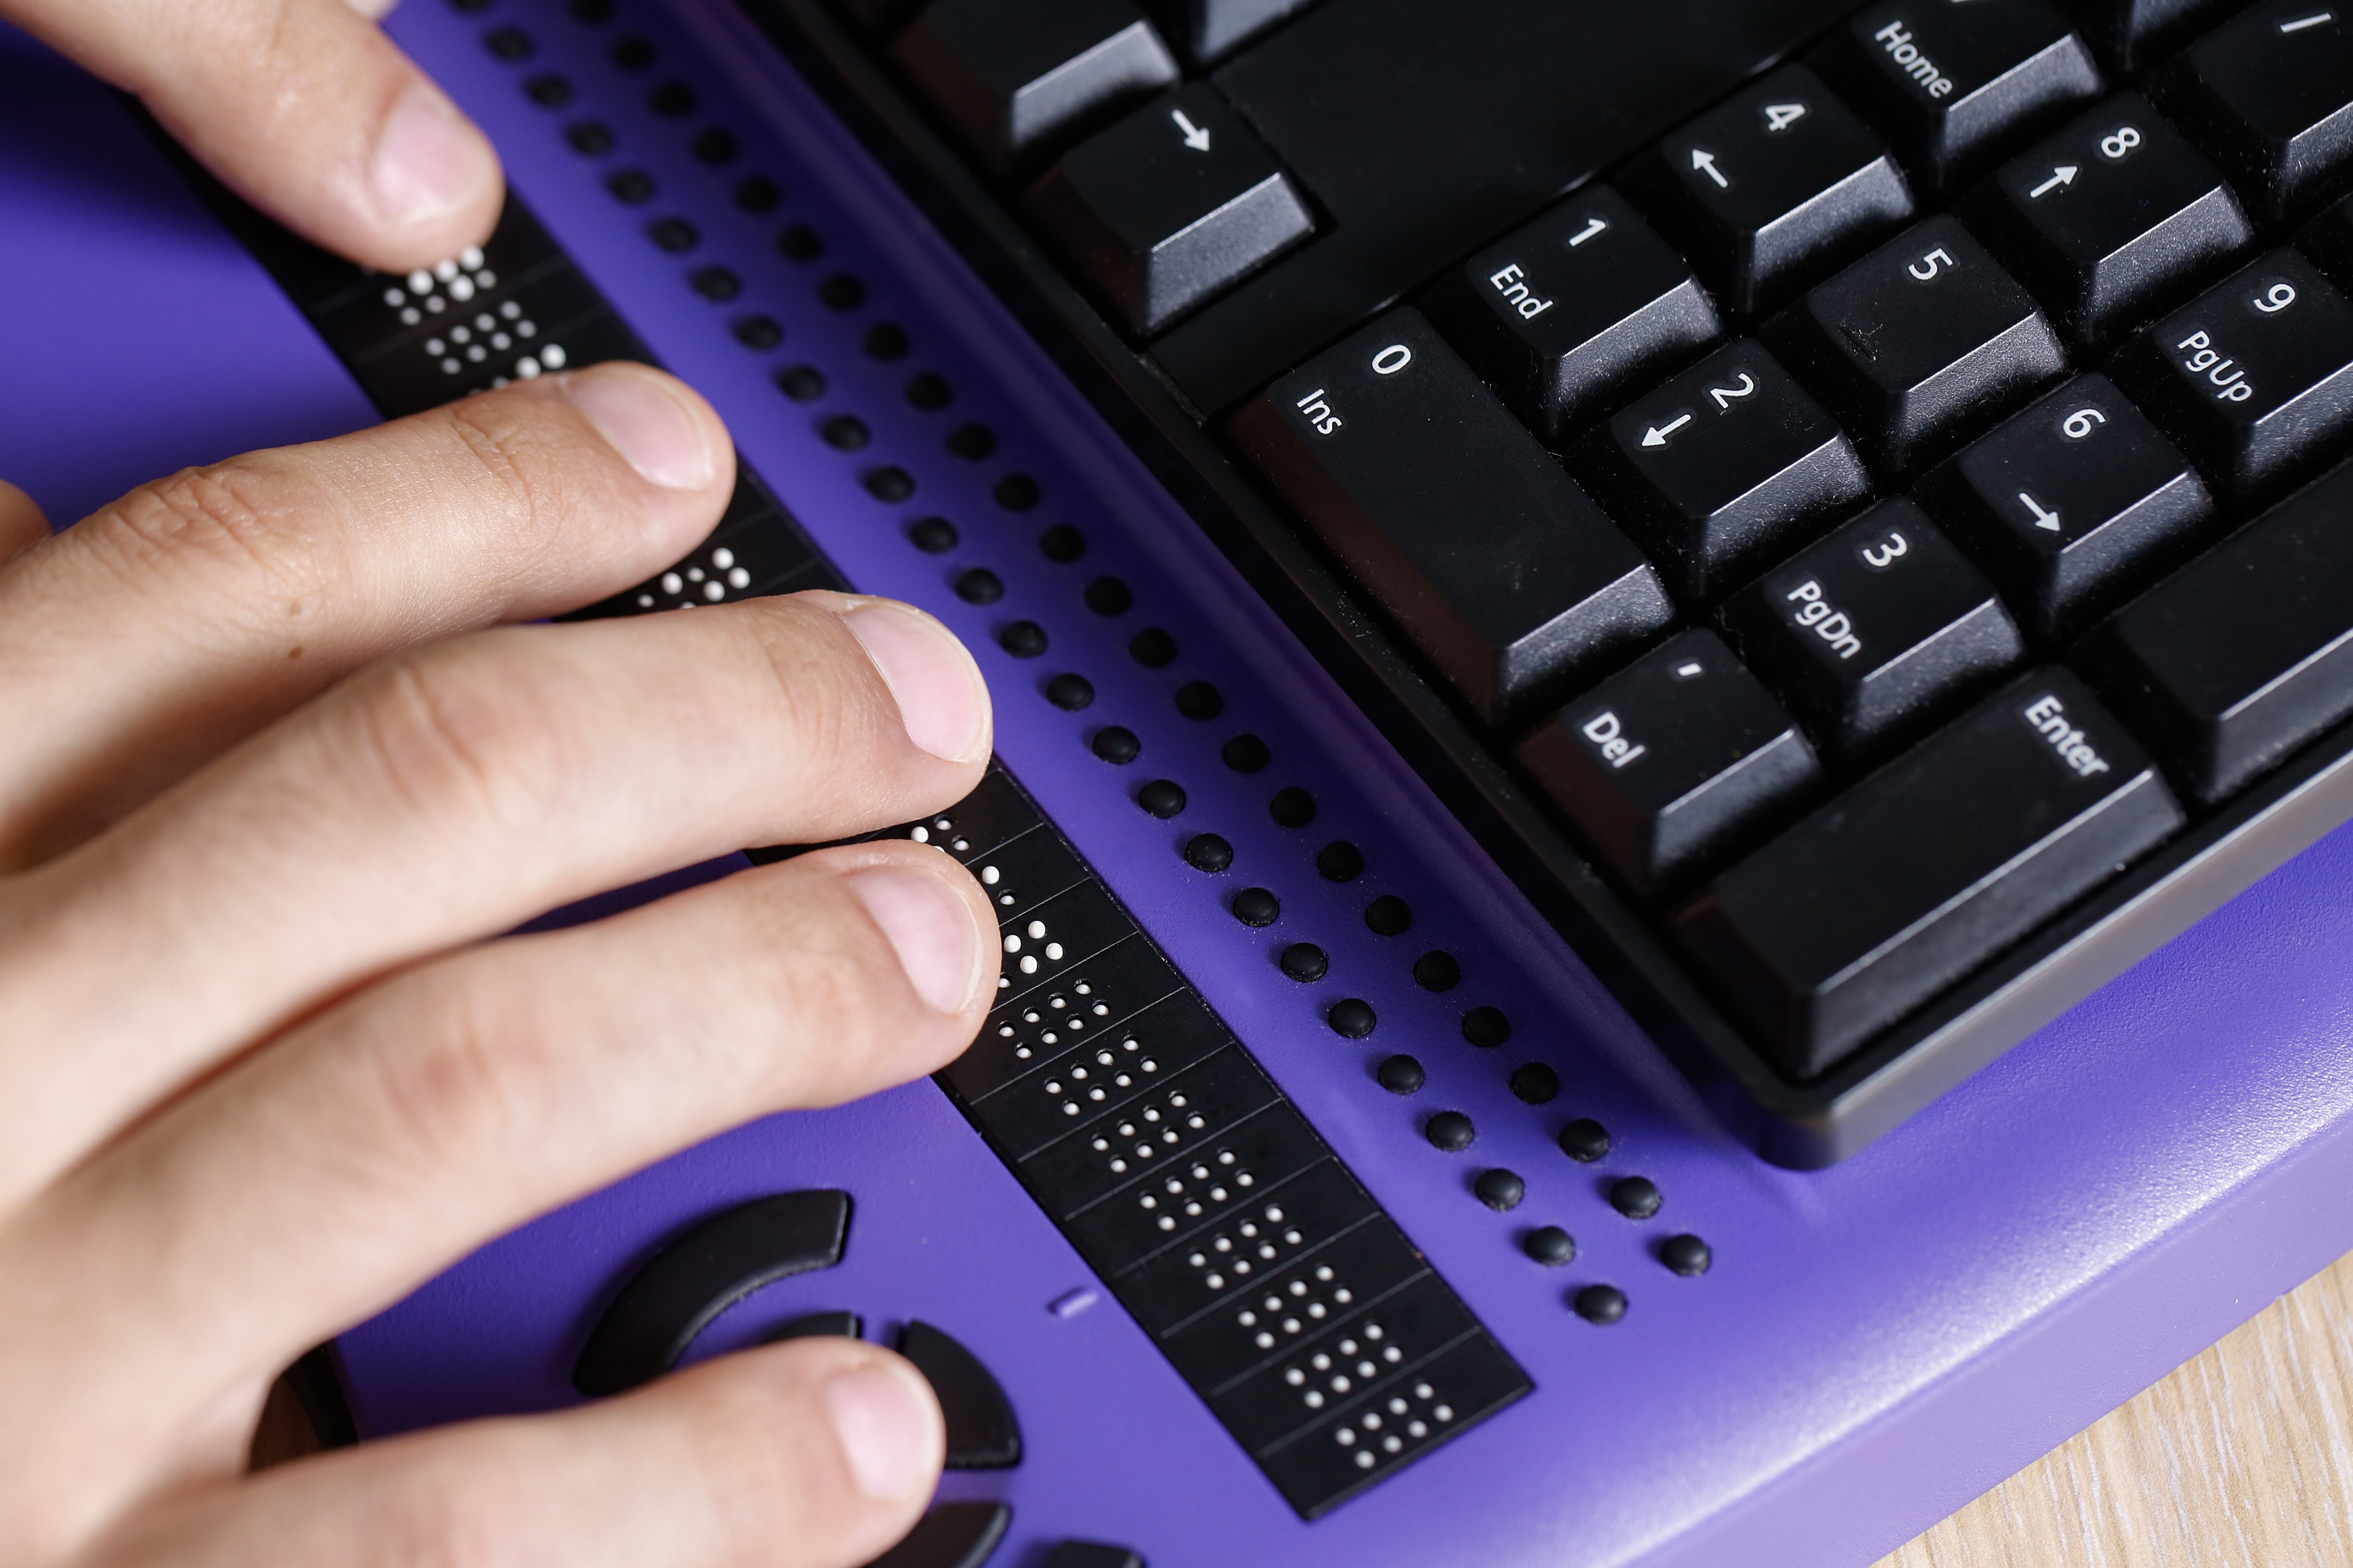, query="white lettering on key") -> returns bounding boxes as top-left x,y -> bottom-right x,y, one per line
1708,372 -> 1757,410
2279,11 -> 2335,34
1643,412 -> 1694,447
1486,263 -> 1556,319
1873,20 -> 1955,99
1371,344 -> 1414,376
2029,165 -> 2079,199
2023,694 -> 2112,778
1294,387 -> 1343,435
2175,330 -> 2255,403
2020,492 -> 2063,532
1763,101 -> 1809,133
1785,579 -> 1862,660
1170,109 -> 1212,151
1690,147 -> 1730,189
1567,215 -> 1609,247
1580,710 -> 1648,770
